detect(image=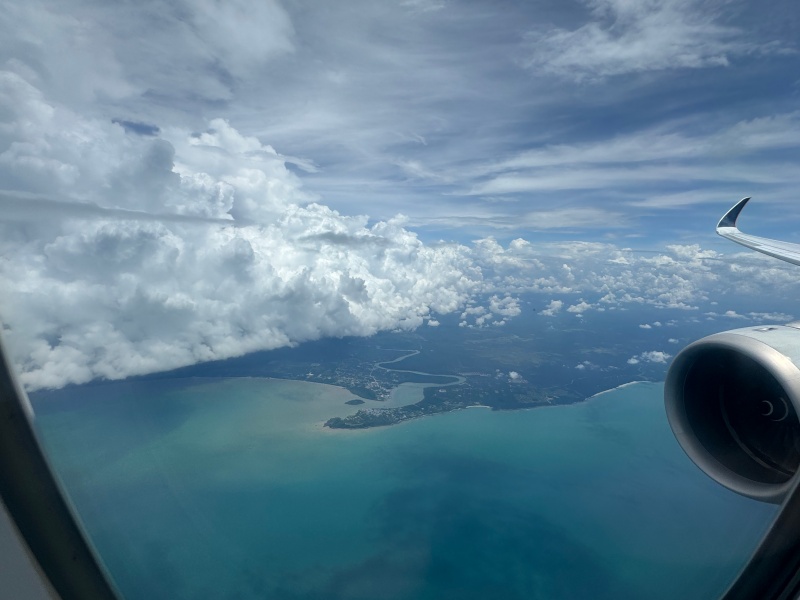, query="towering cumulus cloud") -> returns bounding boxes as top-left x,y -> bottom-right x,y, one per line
0,87 -> 487,389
